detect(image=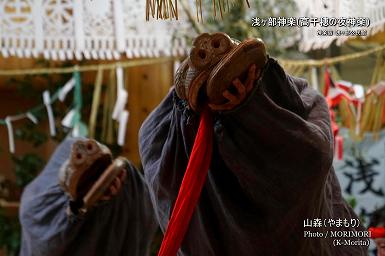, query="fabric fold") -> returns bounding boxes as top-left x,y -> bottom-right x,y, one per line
139,58 -> 368,256
19,138 -> 157,256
